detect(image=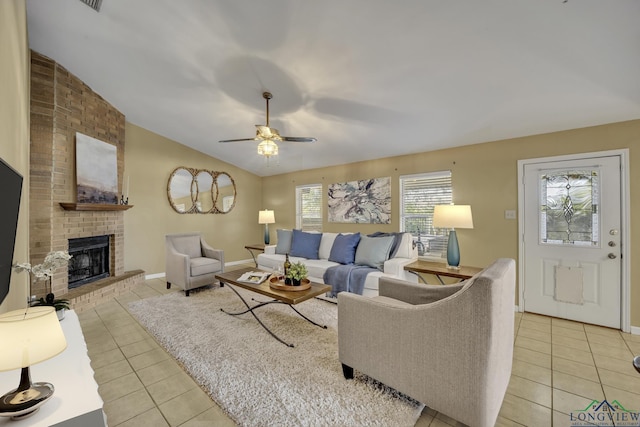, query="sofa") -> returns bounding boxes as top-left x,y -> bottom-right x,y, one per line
257,229 -> 418,297
338,258 -> 516,427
